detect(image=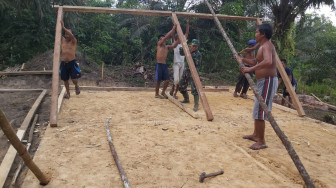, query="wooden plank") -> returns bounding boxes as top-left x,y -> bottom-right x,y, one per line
275,54 -> 305,116
0,89 -> 44,92
20,90 -> 47,131
50,7 -> 63,127
58,86 -> 66,113
53,5 -> 260,21
0,71 -> 52,76
0,90 -> 47,186
172,13 -> 214,121
160,89 -> 199,119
